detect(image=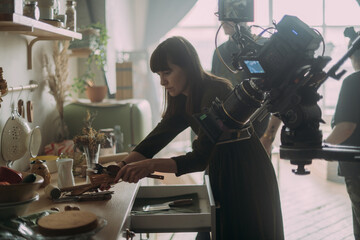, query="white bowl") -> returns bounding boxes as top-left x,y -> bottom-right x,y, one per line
0,173 -> 43,203
0,192 -> 39,220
